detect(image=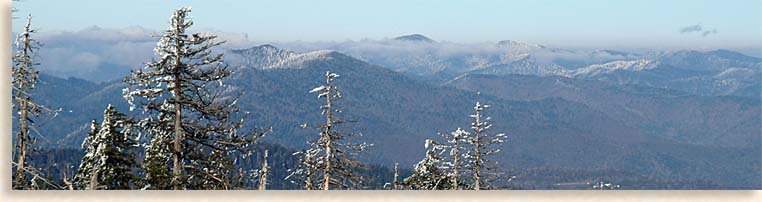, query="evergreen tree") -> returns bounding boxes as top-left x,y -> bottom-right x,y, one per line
401,139 -> 453,190
123,7 -> 266,190
305,71 -> 371,190
464,92 -> 506,190
140,102 -> 174,189
73,120 -> 99,189
74,105 -> 139,190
